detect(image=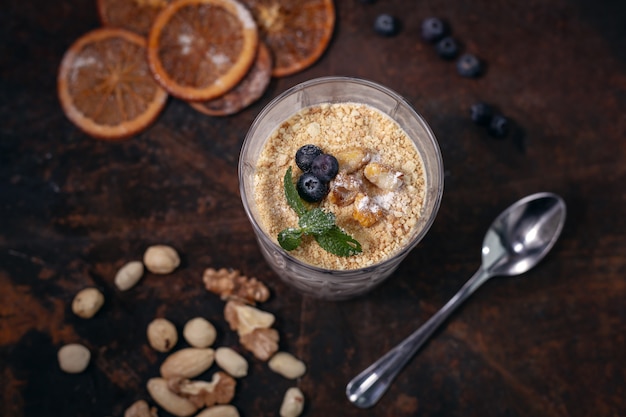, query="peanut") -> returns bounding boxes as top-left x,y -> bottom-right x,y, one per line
195,405 -> 240,417
124,399 -> 157,417
58,343 -> 90,373
147,377 -> 198,417
115,261 -> 144,291
279,387 -> 304,417
215,347 -> 248,378
143,245 -> 180,274
71,287 -> 104,319
160,347 -> 215,379
147,318 -> 178,352
183,317 -> 216,348
268,352 -> 306,379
